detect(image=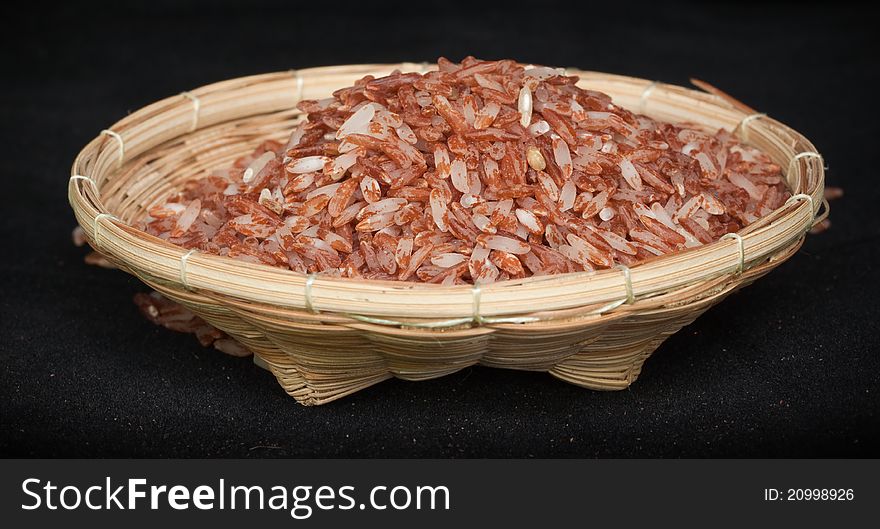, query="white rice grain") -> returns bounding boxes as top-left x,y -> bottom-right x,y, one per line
518,85 -> 533,127
618,158 -> 643,191
336,104 -> 376,139
243,152 -> 275,184
287,156 -> 329,174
